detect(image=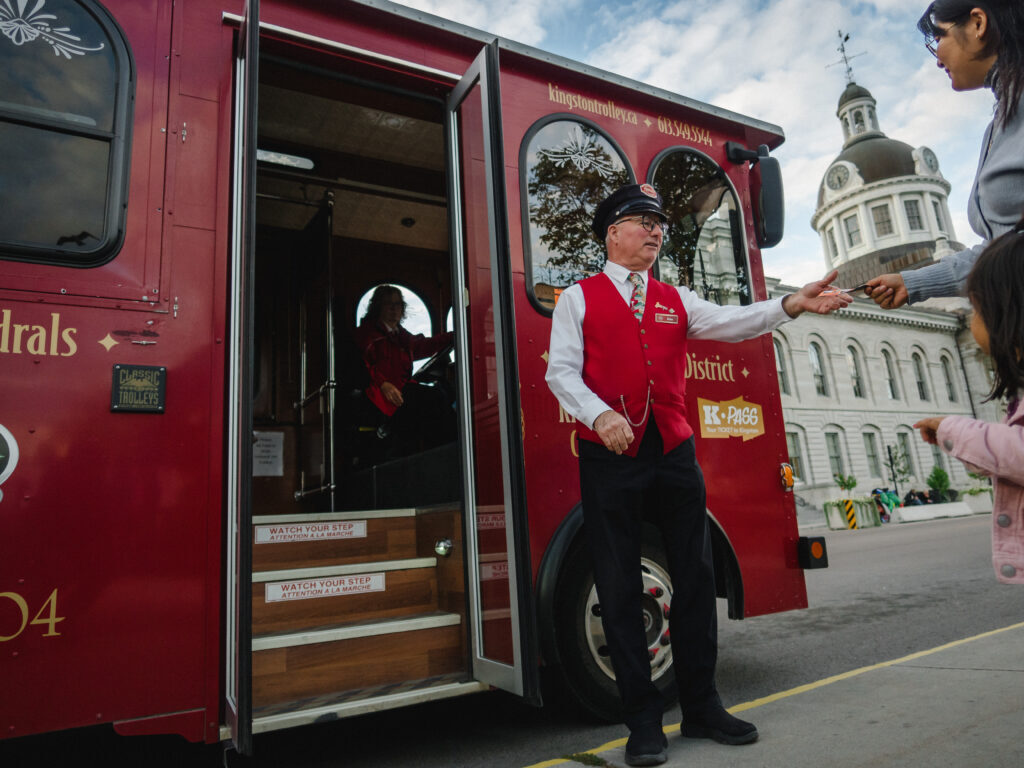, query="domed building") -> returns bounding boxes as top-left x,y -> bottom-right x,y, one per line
811,82 -> 963,287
